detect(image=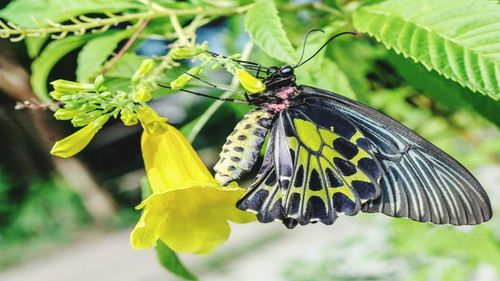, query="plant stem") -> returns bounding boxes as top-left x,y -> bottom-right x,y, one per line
0,4 -> 254,41
187,42 -> 254,142
0,2 -> 329,41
